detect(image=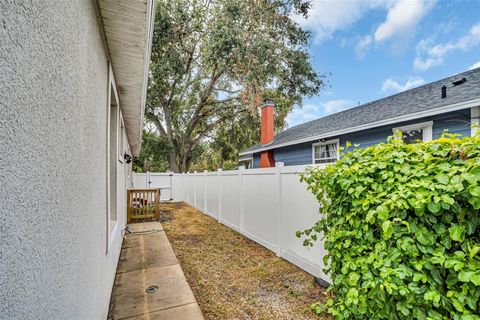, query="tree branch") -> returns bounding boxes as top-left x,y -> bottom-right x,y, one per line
145,110 -> 167,137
